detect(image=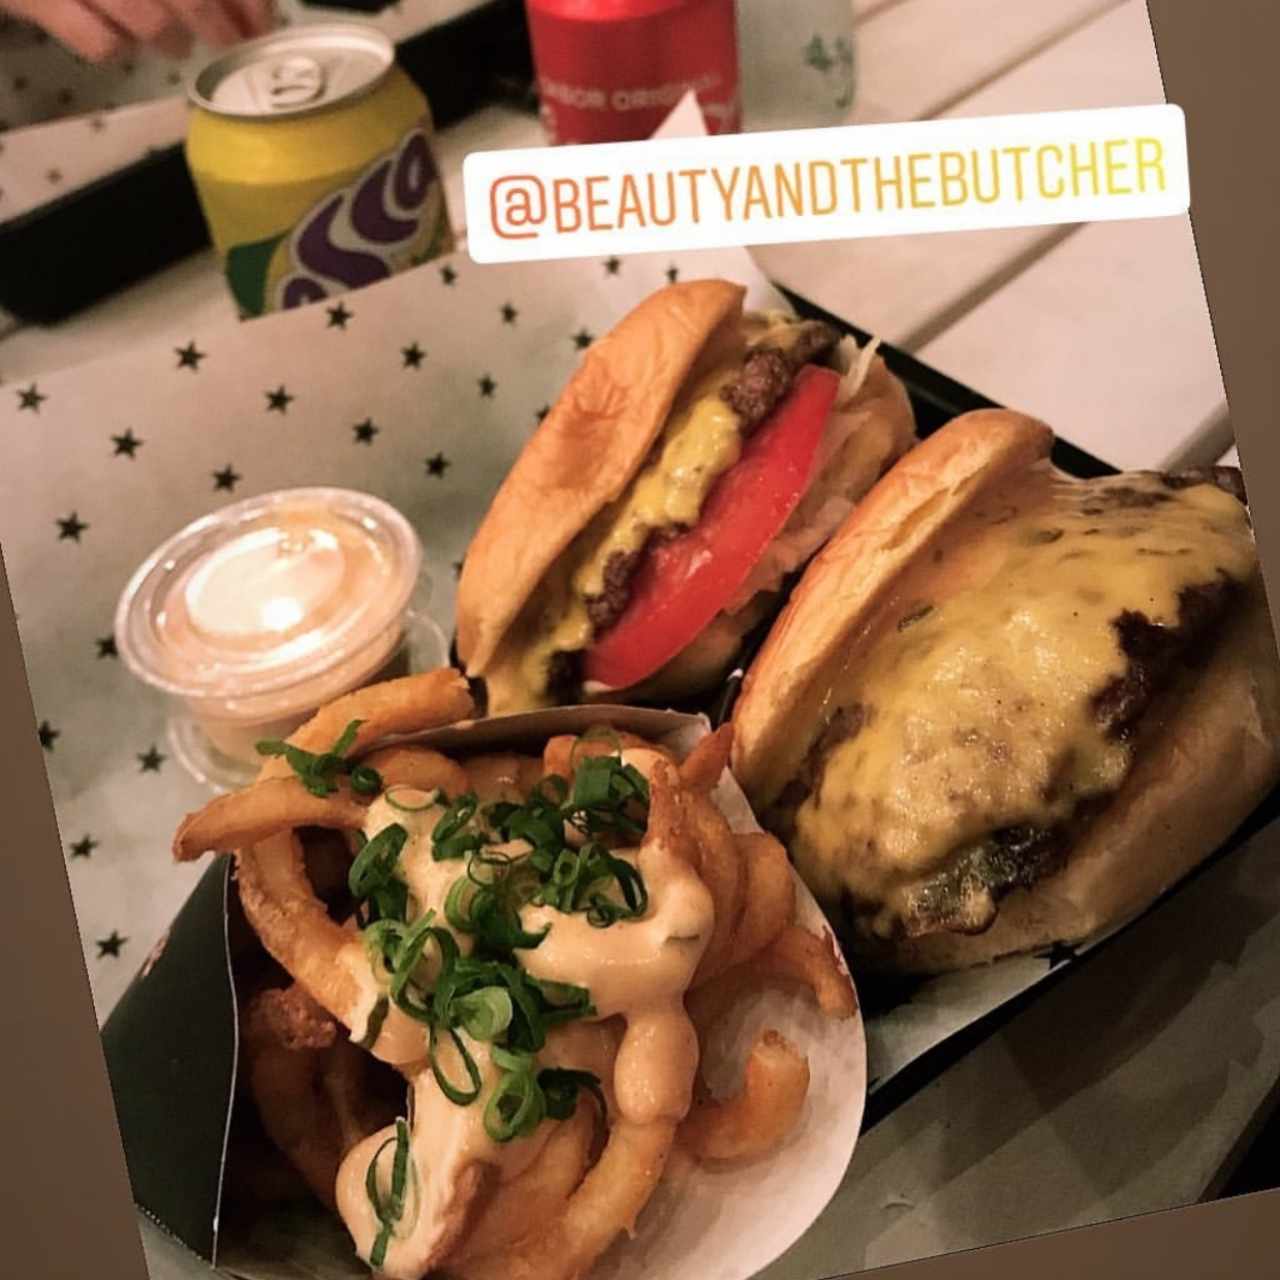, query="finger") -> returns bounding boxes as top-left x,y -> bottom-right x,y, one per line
85,0 -> 189,57
160,0 -> 242,49
24,0 -> 128,62
225,0 -> 277,38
